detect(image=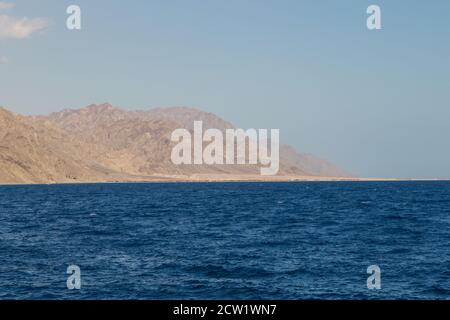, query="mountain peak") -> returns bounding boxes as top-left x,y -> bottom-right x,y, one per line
85,103 -> 118,112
